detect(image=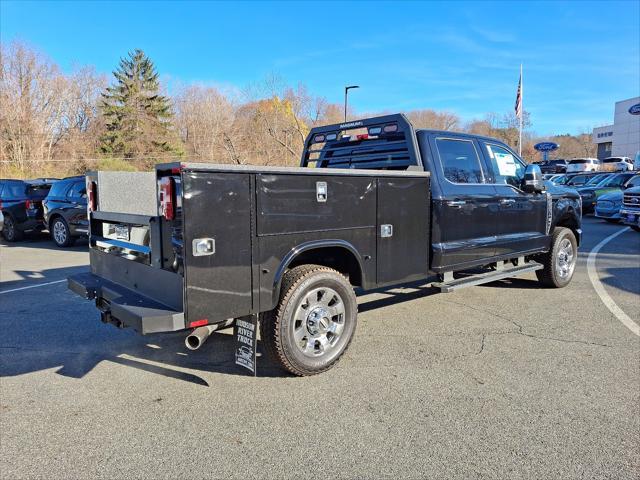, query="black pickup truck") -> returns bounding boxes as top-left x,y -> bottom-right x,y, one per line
68,114 -> 582,376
